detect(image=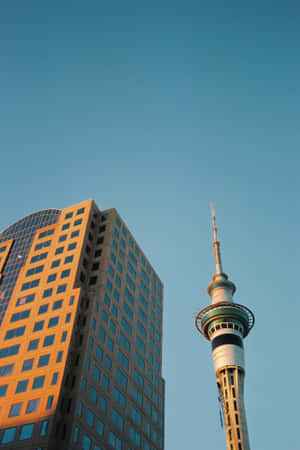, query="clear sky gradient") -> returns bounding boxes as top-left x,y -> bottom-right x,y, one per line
1,2 -> 299,449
